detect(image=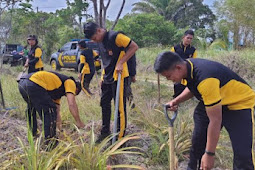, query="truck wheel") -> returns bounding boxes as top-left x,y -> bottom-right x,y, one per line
51,59 -> 60,71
